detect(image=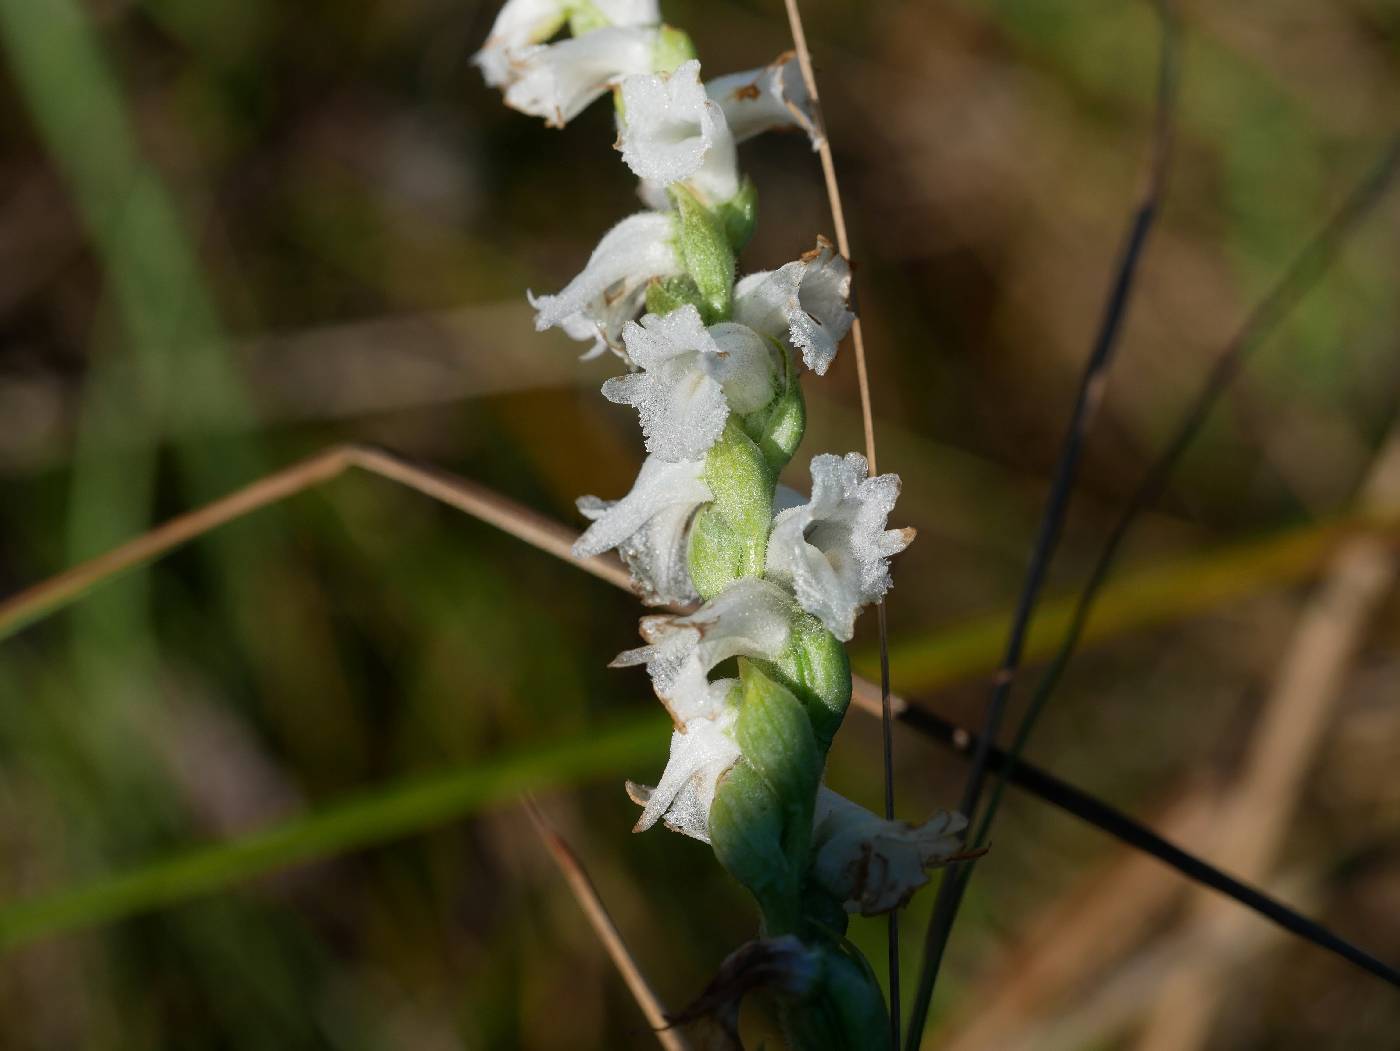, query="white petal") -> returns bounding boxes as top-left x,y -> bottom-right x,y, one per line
591,0 -> 661,24
706,51 -> 822,148
811,787 -> 966,915
628,705 -> 741,841
473,0 -> 569,87
618,60 -> 717,187
604,306 -> 776,462
574,455 -> 711,605
765,452 -> 913,640
502,27 -> 658,127
611,577 -> 794,723
733,238 -> 853,375
529,211 -> 680,359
